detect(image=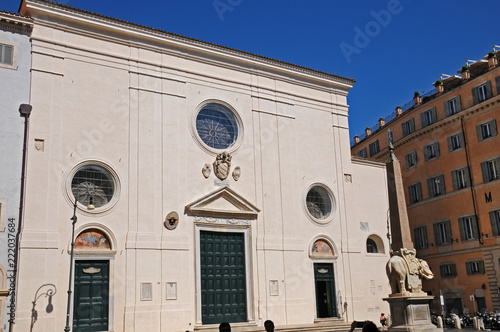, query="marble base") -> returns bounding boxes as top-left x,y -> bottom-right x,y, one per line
383,296 -> 442,332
